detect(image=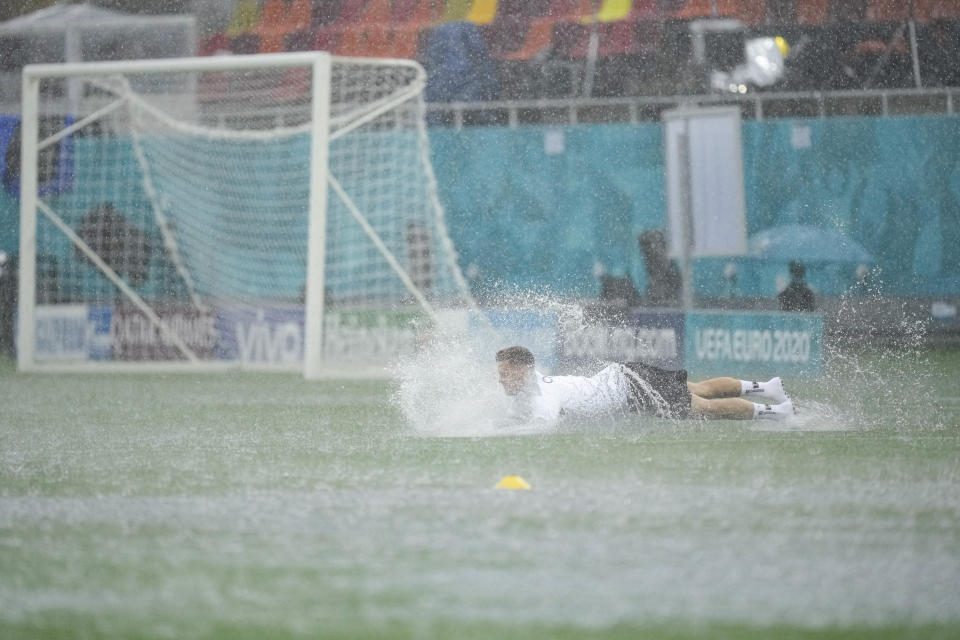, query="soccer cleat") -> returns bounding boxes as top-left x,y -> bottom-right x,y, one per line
742,377 -> 788,404
763,377 -> 789,404
754,398 -> 794,420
